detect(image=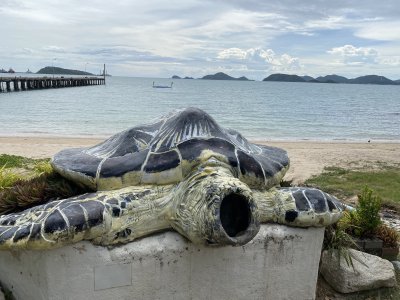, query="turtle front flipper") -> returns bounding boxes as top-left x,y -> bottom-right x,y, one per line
0,186 -> 172,250
0,194 -> 111,250
254,187 -> 344,227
